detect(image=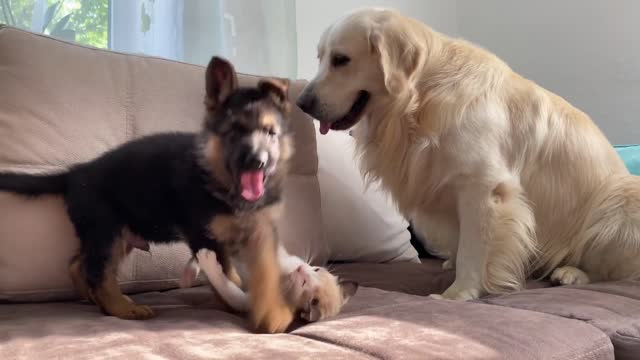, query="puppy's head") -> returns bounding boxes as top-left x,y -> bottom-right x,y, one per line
296,8 -> 422,134
201,57 -> 293,204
